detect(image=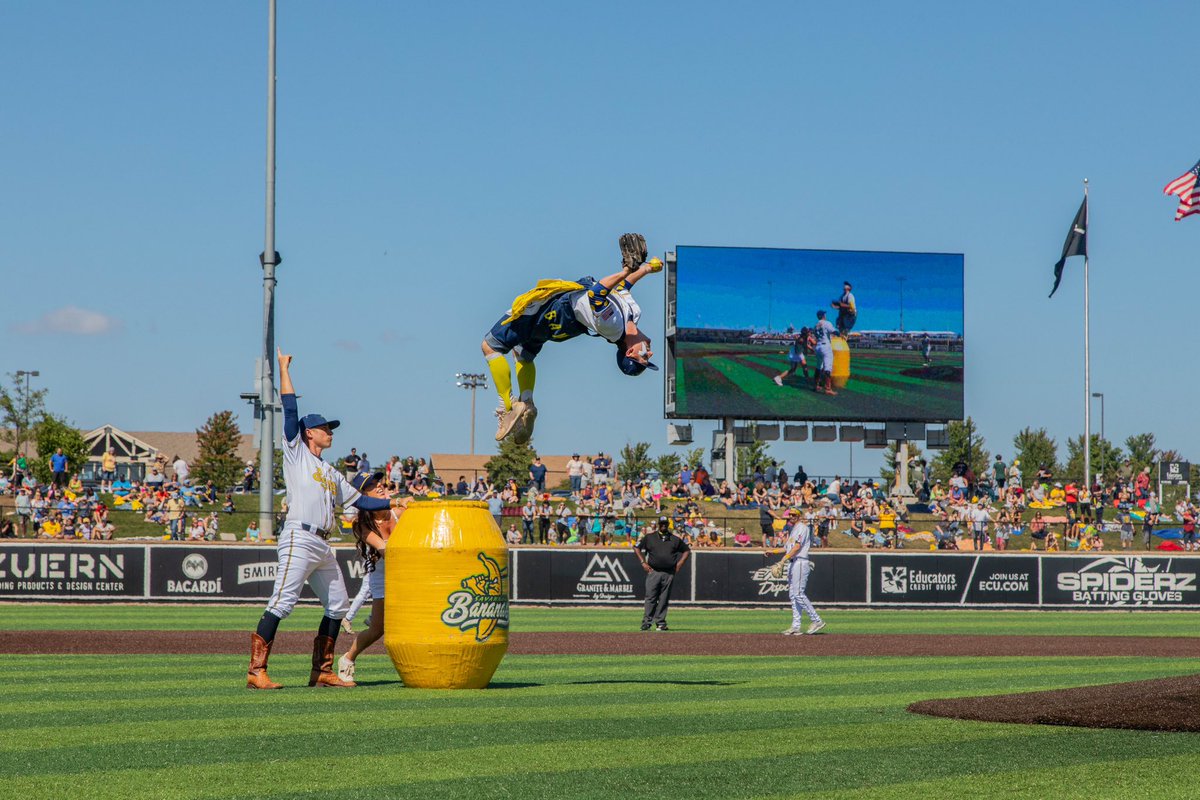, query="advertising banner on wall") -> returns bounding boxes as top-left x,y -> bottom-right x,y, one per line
147,546 -> 367,601
694,552 -> 867,604
869,554 -> 1041,606
0,543 -> 145,599
512,549 -> 693,604
1042,555 -> 1200,608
